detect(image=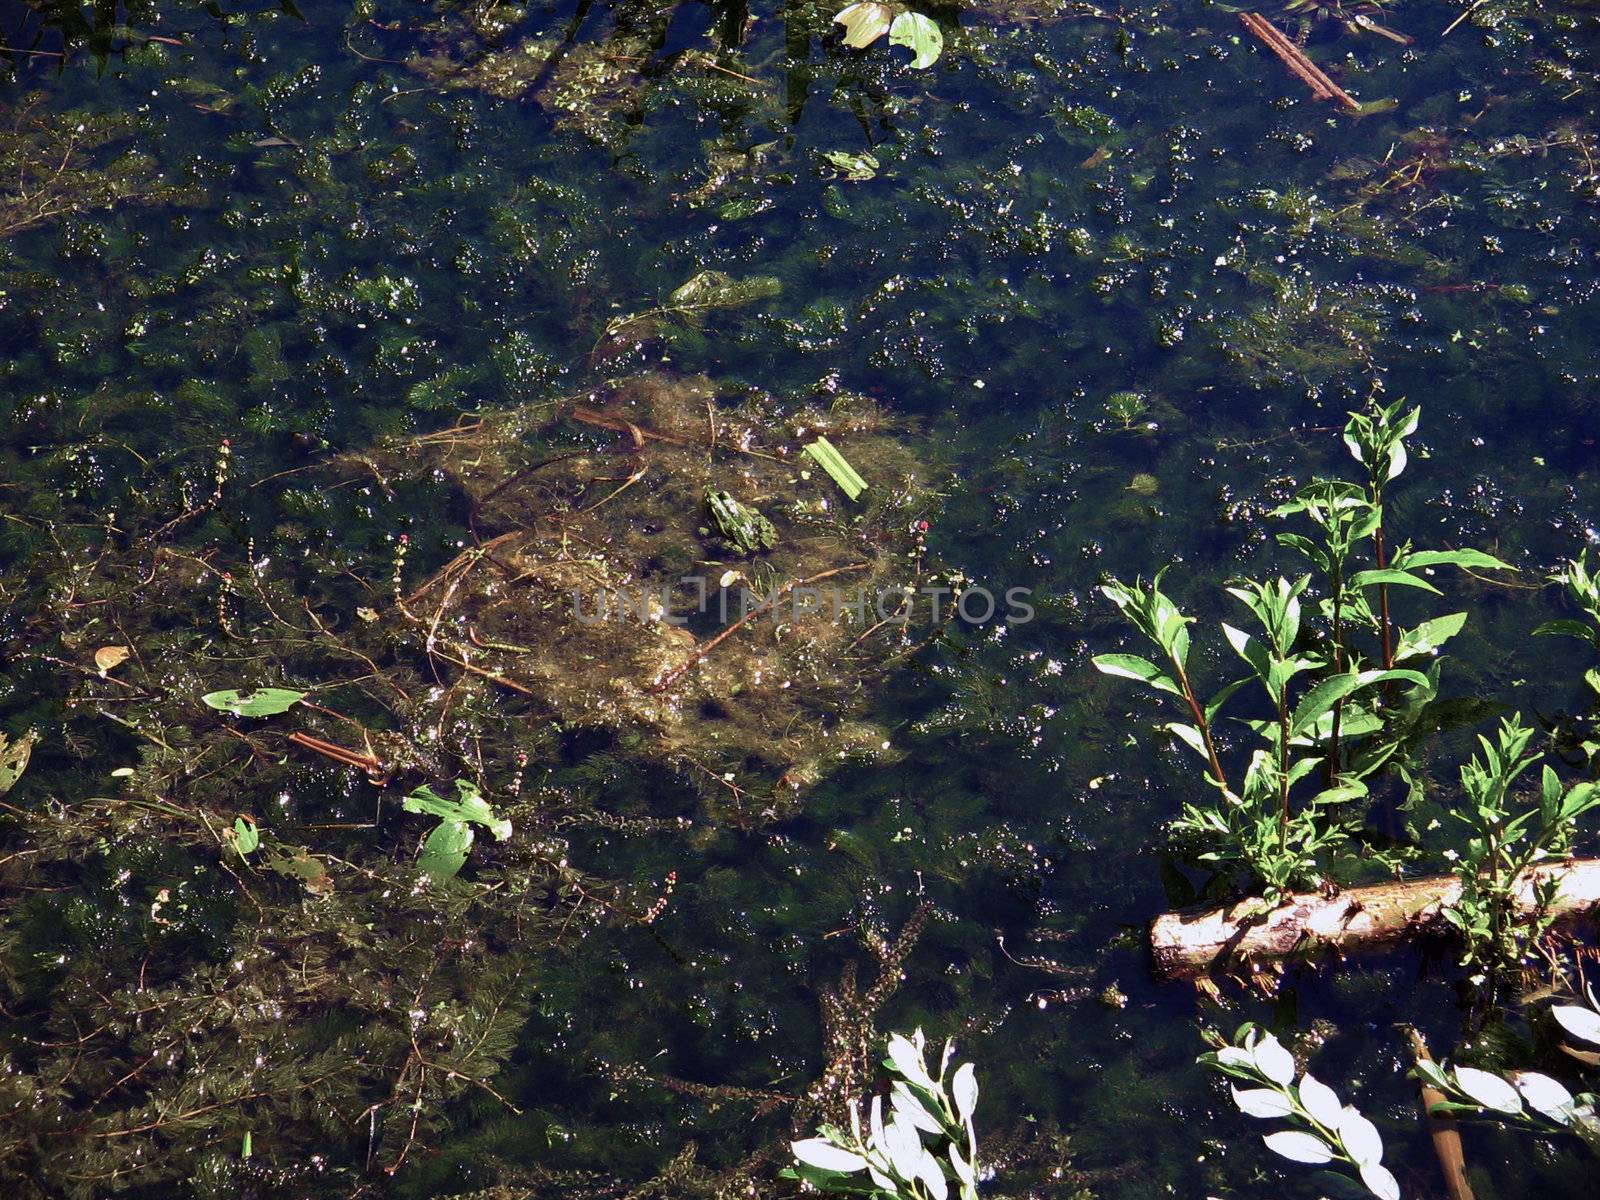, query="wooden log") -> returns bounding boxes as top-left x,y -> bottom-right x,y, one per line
1149,857 -> 1600,980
